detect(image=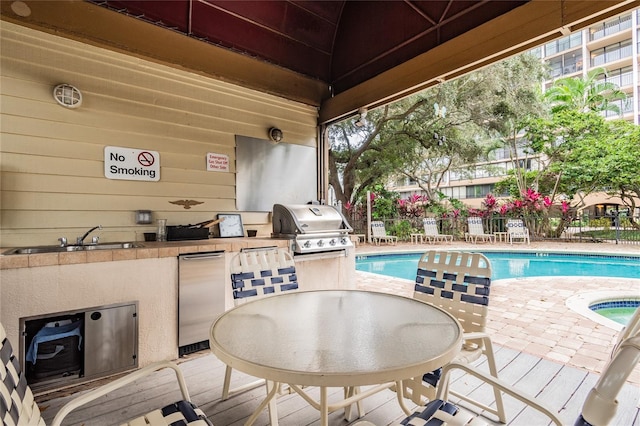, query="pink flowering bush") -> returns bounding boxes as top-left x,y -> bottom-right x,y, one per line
497,188 -> 553,218
397,194 -> 428,218
344,200 -> 367,220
